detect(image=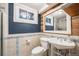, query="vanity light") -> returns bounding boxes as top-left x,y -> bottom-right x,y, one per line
58,11 -> 63,14
58,9 -> 63,14
53,9 -> 63,15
